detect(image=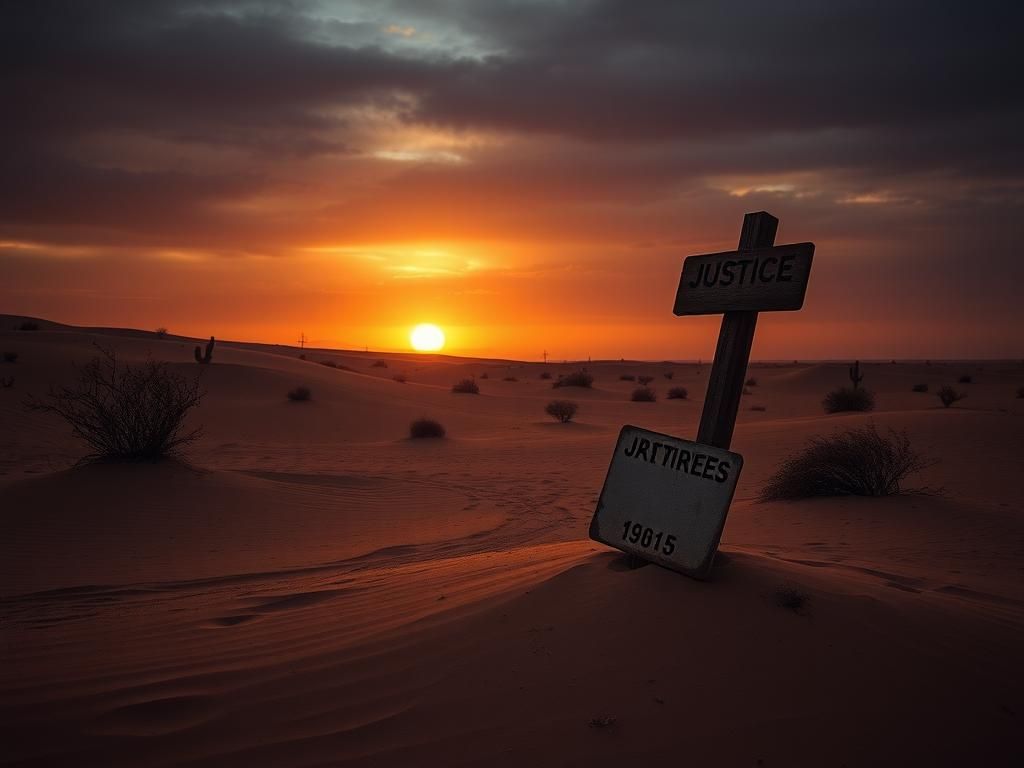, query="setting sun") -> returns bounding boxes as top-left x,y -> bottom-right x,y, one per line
410,323 -> 445,352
